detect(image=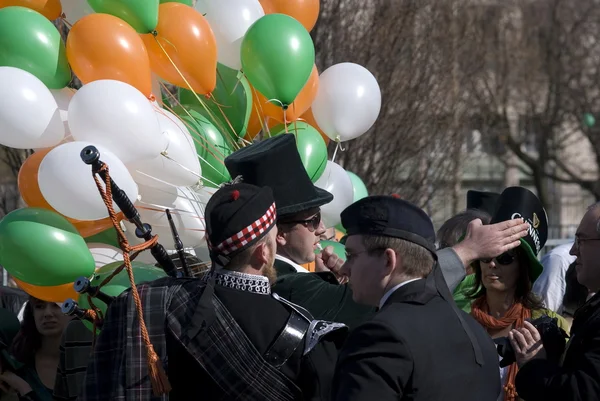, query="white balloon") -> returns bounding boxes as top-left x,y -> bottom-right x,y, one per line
128,109 -> 201,189
50,87 -> 75,138
125,185 -> 206,250
312,63 -> 382,142
314,161 -> 354,228
61,0 -> 94,24
88,243 -> 124,269
195,0 -> 264,70
68,80 -> 167,164
0,67 -> 65,149
38,141 -> 139,221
